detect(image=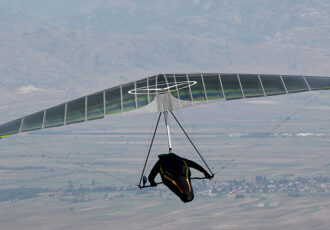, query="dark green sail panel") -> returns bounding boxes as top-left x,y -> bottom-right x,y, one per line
175,74 -> 192,101
105,87 -> 122,115
22,111 -> 44,132
87,92 -> 104,120
122,83 -> 136,112
188,74 -> 207,101
148,76 -> 157,102
203,74 -> 223,100
282,75 -> 308,93
259,75 -> 286,96
239,74 -> 264,97
220,74 -> 243,99
305,76 -> 330,90
165,74 -> 179,99
45,104 -> 65,128
157,74 -> 167,92
0,119 -> 21,136
66,98 -> 86,124
136,79 -> 149,108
